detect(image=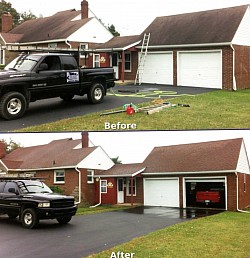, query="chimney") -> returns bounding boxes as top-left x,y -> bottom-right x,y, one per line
0,141 -> 6,159
81,0 -> 89,19
81,131 -> 89,148
1,12 -> 13,33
